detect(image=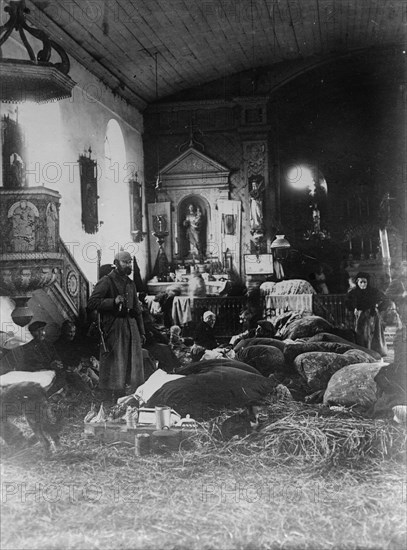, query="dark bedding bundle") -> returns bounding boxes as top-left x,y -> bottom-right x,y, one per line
146,365 -> 278,420
234,337 -> 286,353
176,357 -> 261,376
283,341 -> 354,365
307,332 -> 381,360
235,345 -> 285,377
280,315 -> 334,340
